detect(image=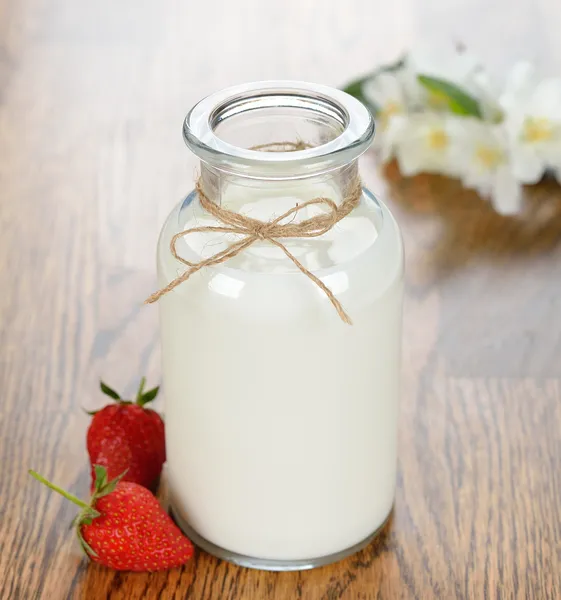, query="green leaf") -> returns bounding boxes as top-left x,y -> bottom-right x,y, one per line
417,74 -> 482,118
94,469 -> 129,500
75,508 -> 101,526
138,386 -> 160,407
93,465 -> 107,491
342,58 -> 405,114
342,75 -> 375,110
77,529 -> 98,558
100,381 -> 121,401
